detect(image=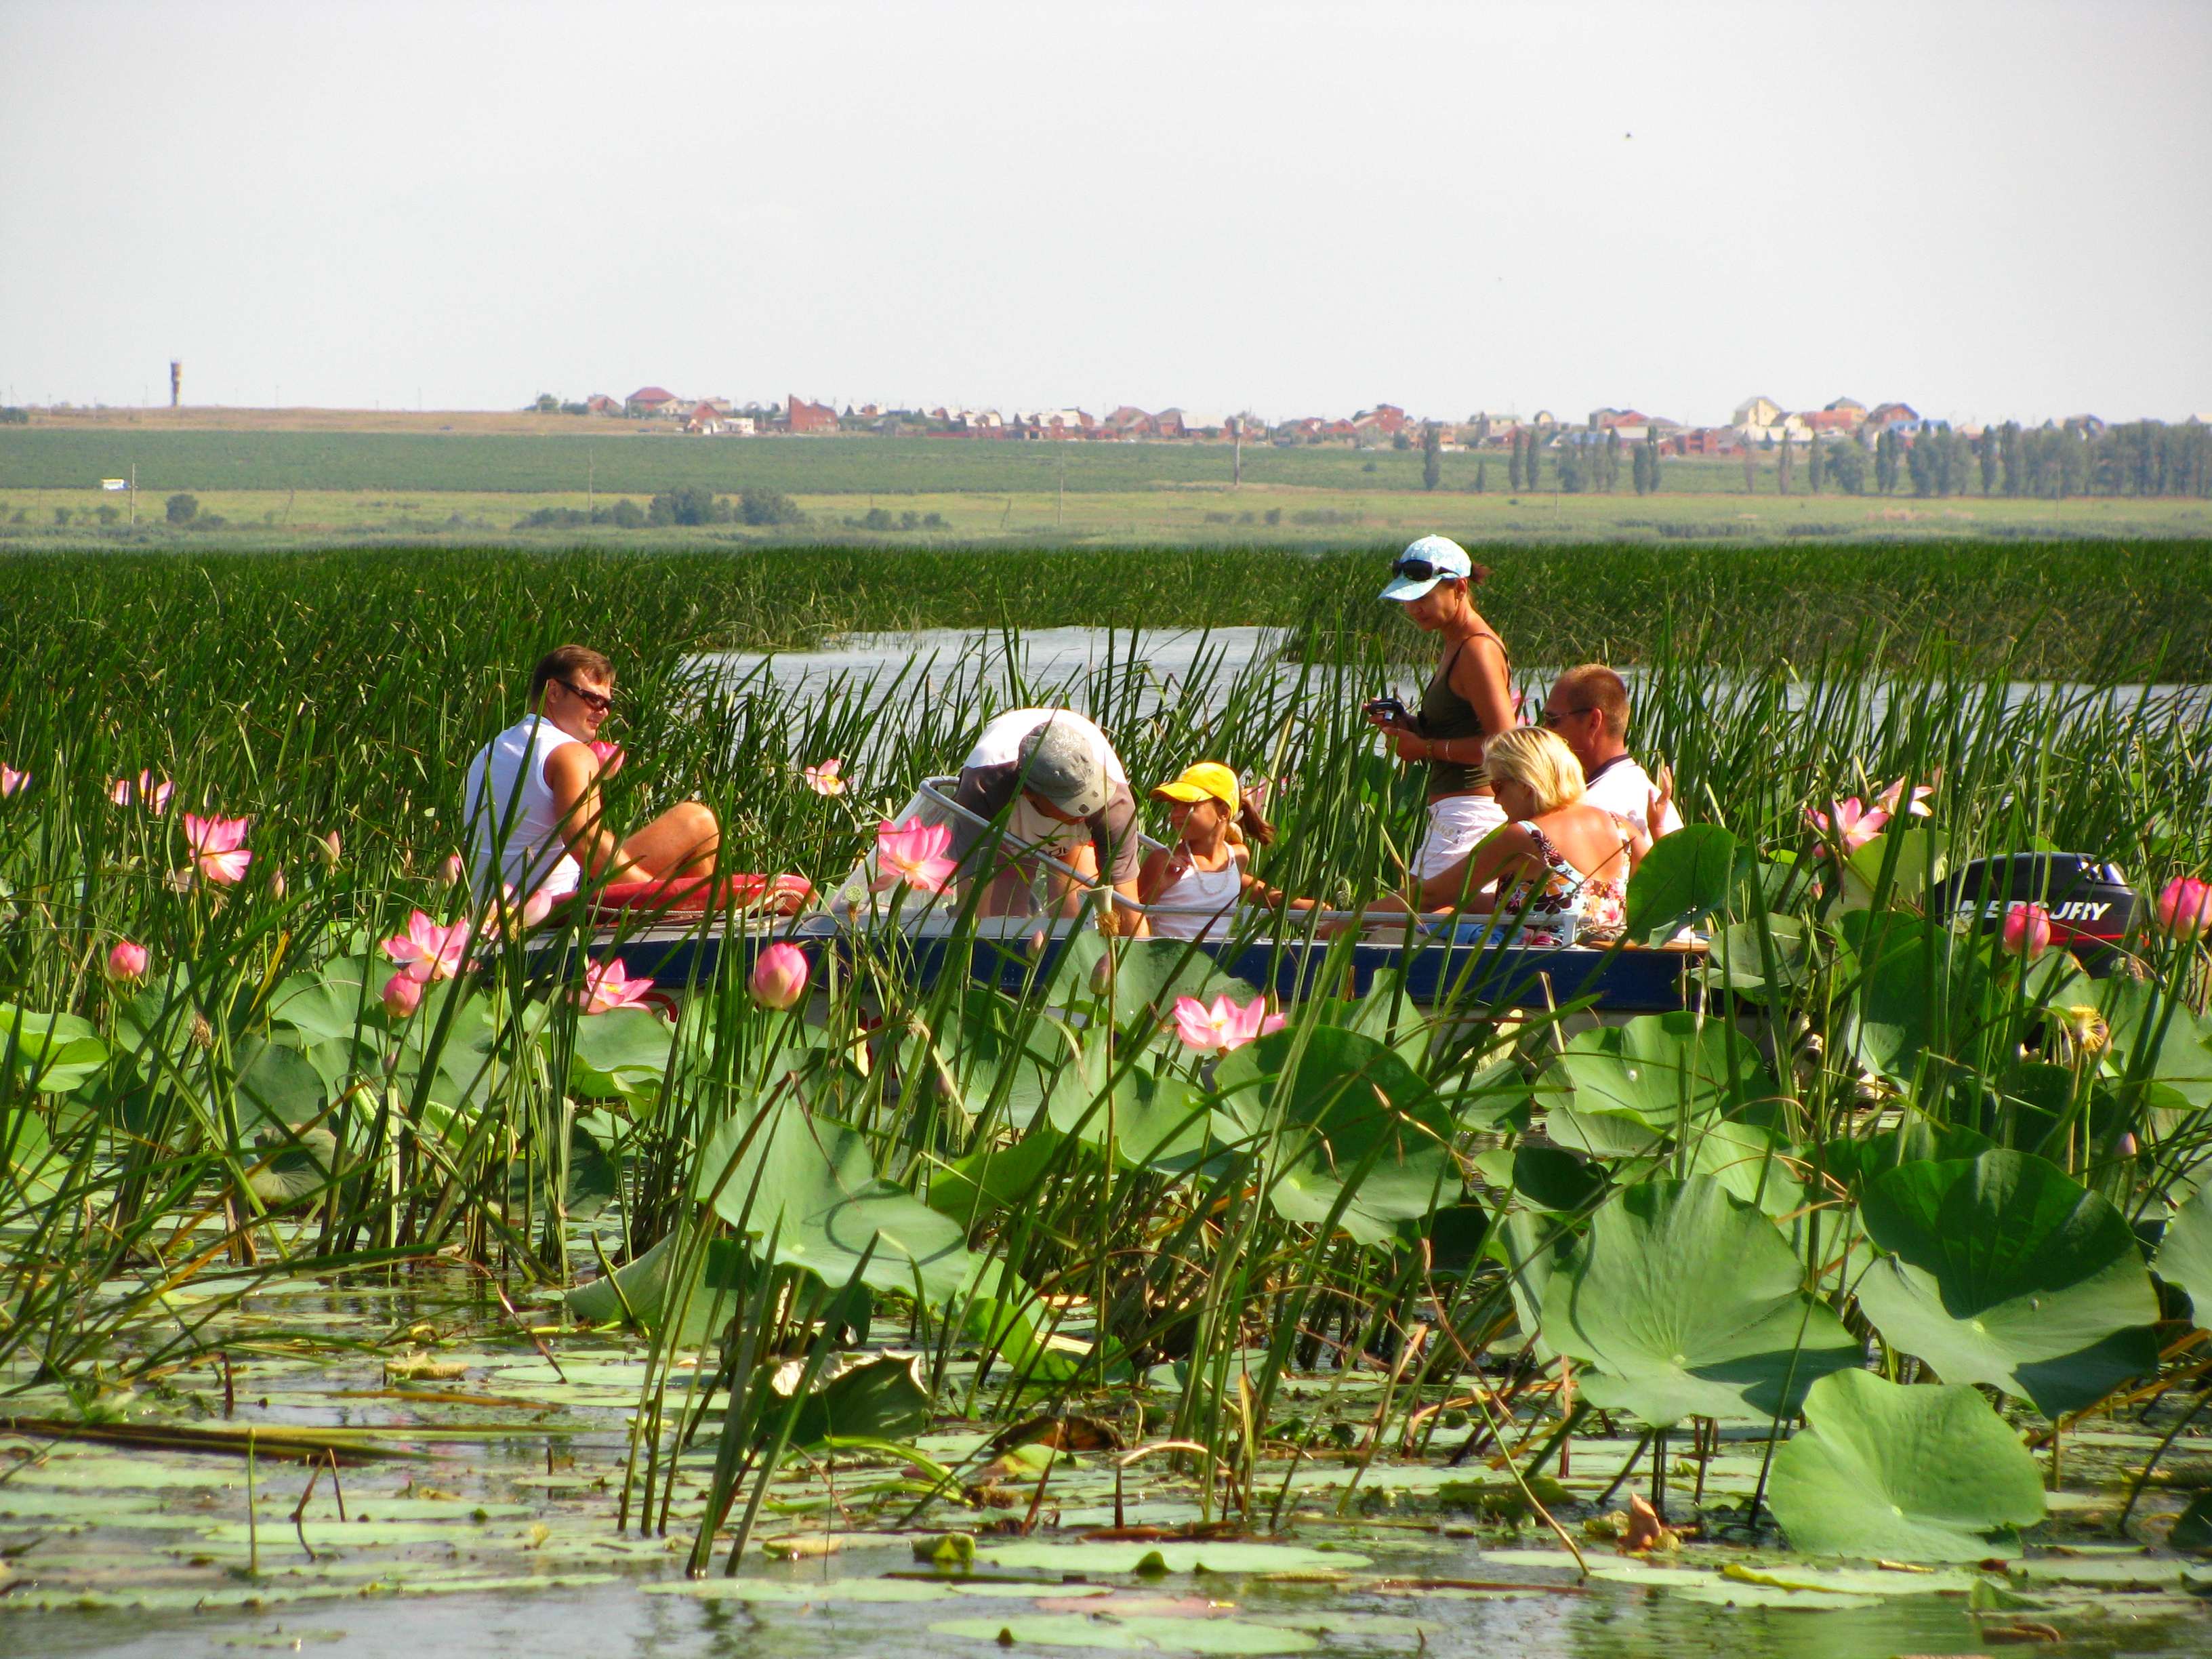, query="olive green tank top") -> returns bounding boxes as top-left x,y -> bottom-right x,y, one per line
1417,632 -> 1506,798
